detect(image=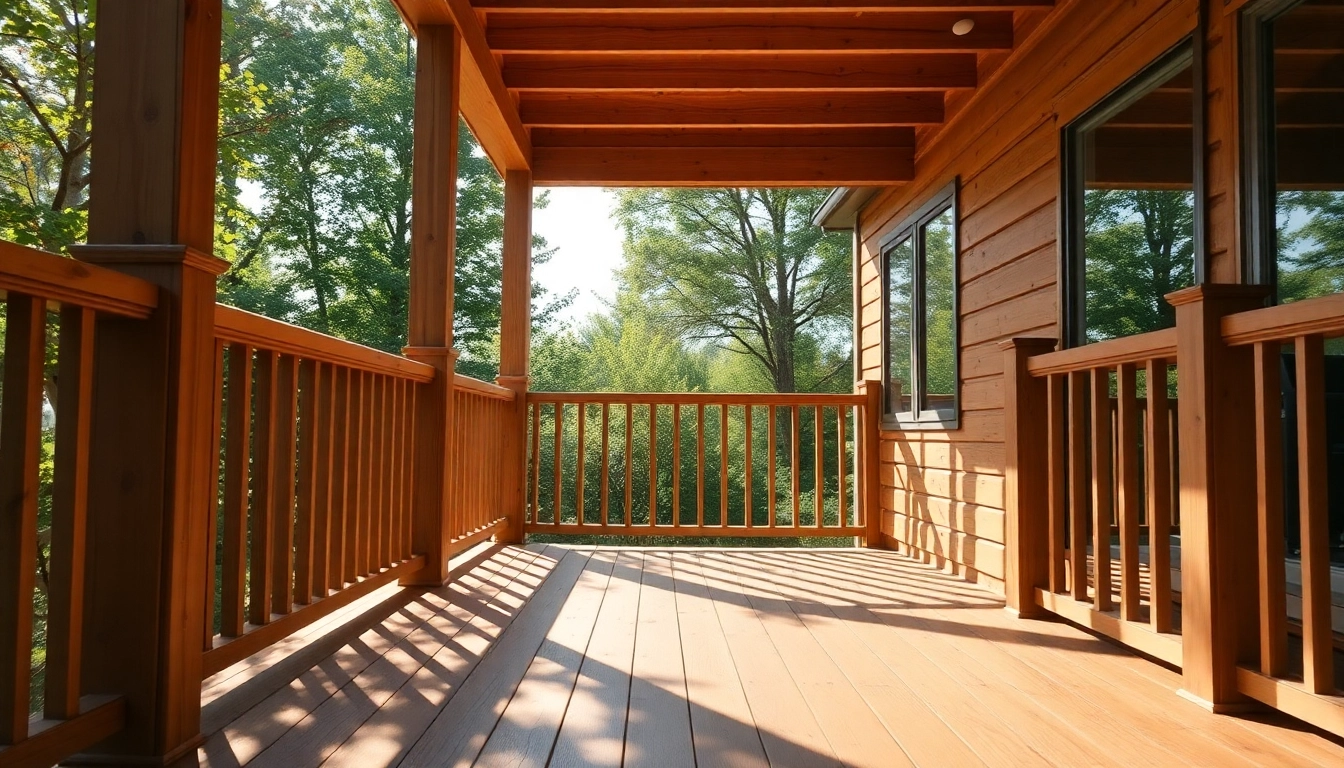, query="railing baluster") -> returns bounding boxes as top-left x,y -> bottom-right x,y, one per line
1068,371 -> 1088,601
46,306 -> 97,717
1251,343 -> 1284,672
577,402 -> 586,524
405,381 -> 417,557
1145,361 -> 1172,633
312,363 -> 335,597
814,405 -> 823,528
792,405 -> 801,528
225,341 -> 250,615
723,404 -> 731,527
836,406 -> 845,528
530,402 -> 540,525
345,371 -> 363,585
0,294 -> 46,742
1295,334 -> 1333,694
1116,363 -> 1140,621
745,406 -> 754,528
331,368 -> 350,590
295,360 -> 318,605
389,378 -> 403,563
250,350 -> 279,626
673,404 -> 682,527
649,404 -> 658,524
554,402 -> 564,525
1090,367 -> 1114,613
697,403 -> 706,527
768,406 -> 777,528
1047,374 -> 1067,594
601,404 -> 610,527
201,339 -> 225,651
272,354 -> 298,614
625,403 -> 633,527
